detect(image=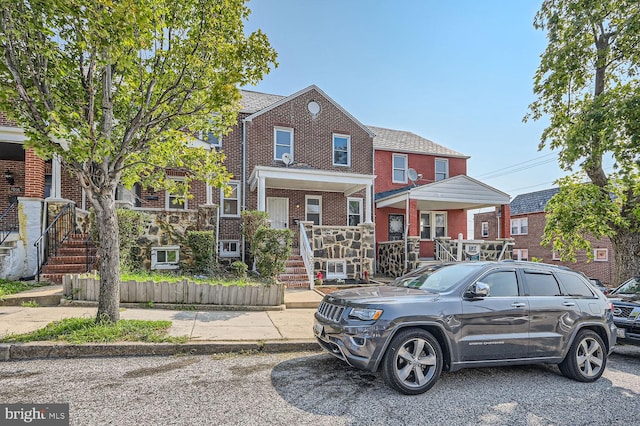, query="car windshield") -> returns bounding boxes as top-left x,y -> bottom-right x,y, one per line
612,277 -> 640,295
393,263 -> 484,293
